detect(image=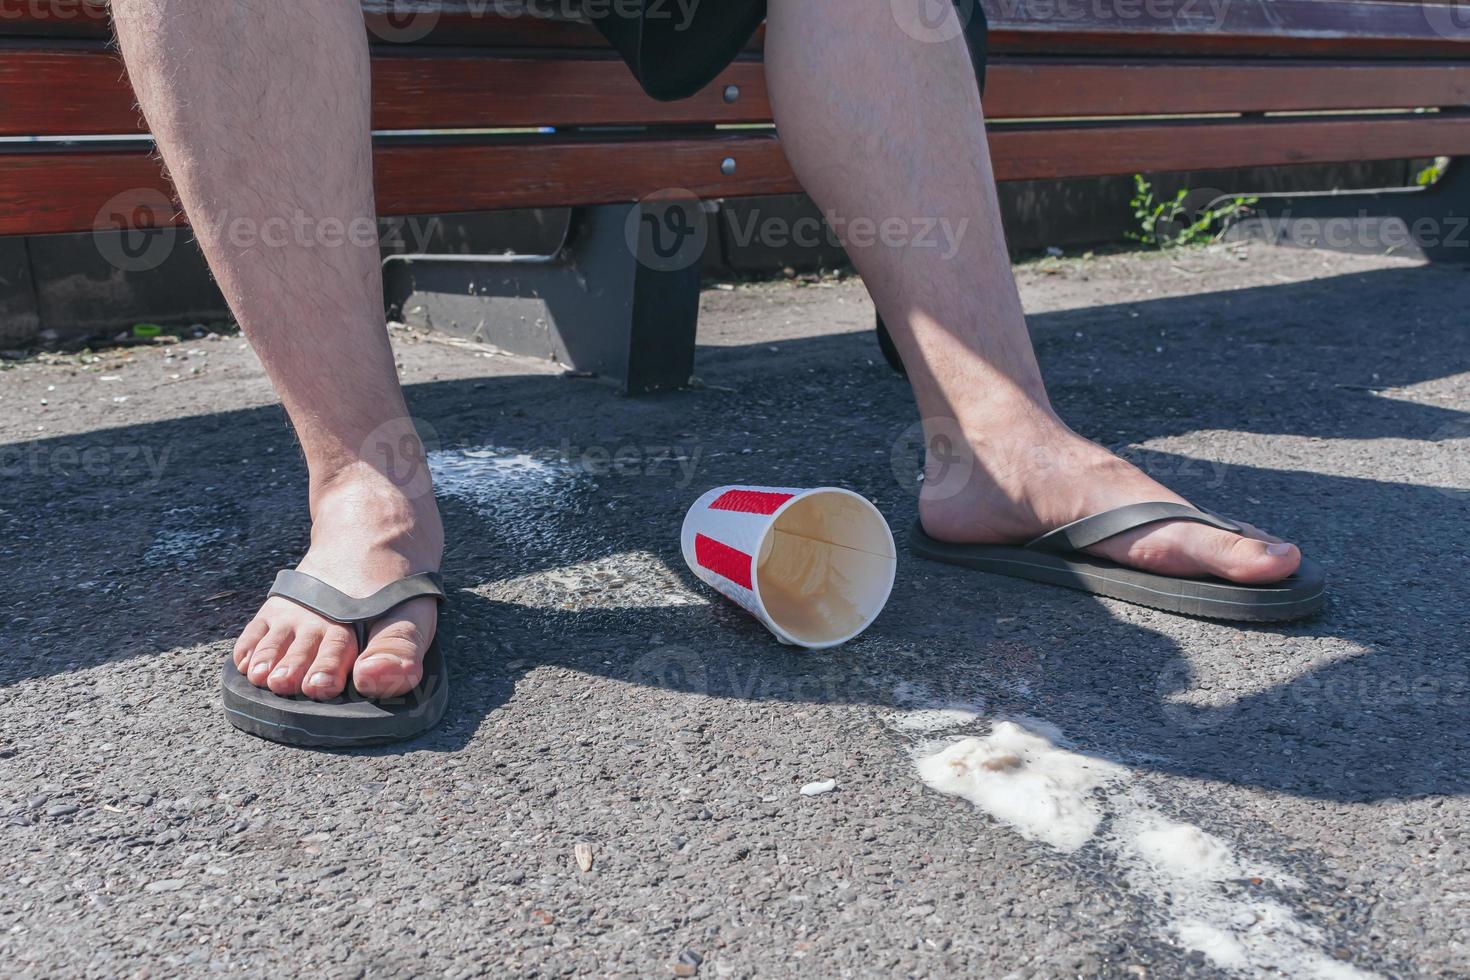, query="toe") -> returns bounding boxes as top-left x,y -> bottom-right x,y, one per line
266,628 -> 324,696
1186,526 -> 1301,584
1108,521 -> 1301,584
353,599 -> 435,699
233,617 -> 269,672
352,633 -> 423,699
301,629 -> 357,700
1231,518 -> 1285,545
246,626 -> 293,688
